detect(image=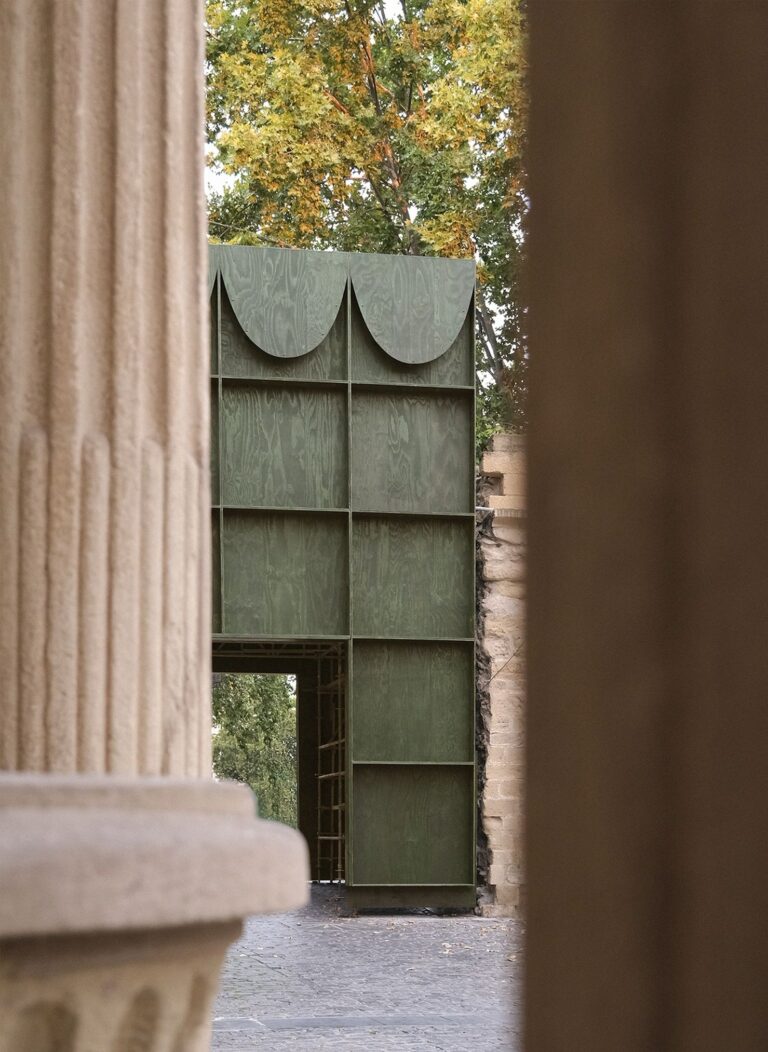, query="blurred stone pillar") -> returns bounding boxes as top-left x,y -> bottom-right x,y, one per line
0,2 -> 308,1048
478,433 -> 525,915
527,3 -> 768,1050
